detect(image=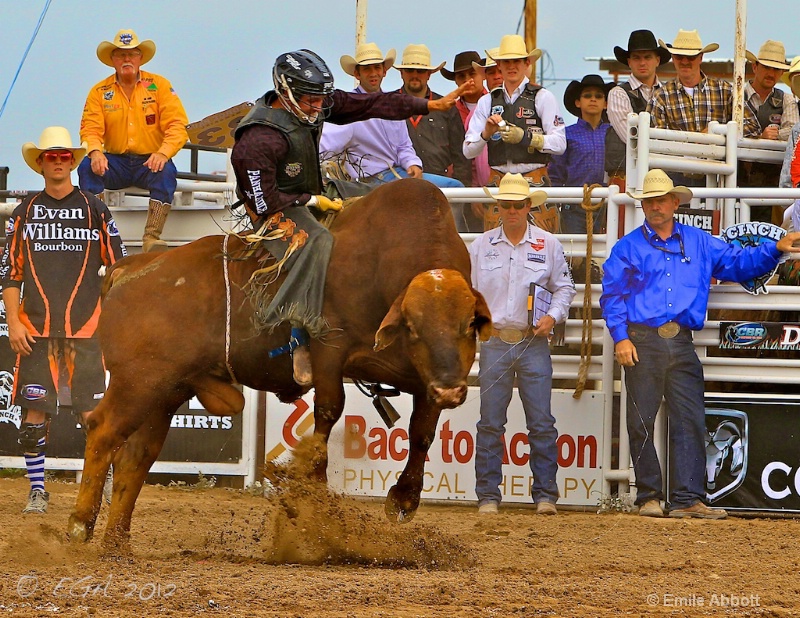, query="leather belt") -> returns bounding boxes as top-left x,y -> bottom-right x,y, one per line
491,327 -> 535,344
488,167 -> 549,186
630,322 -> 685,339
